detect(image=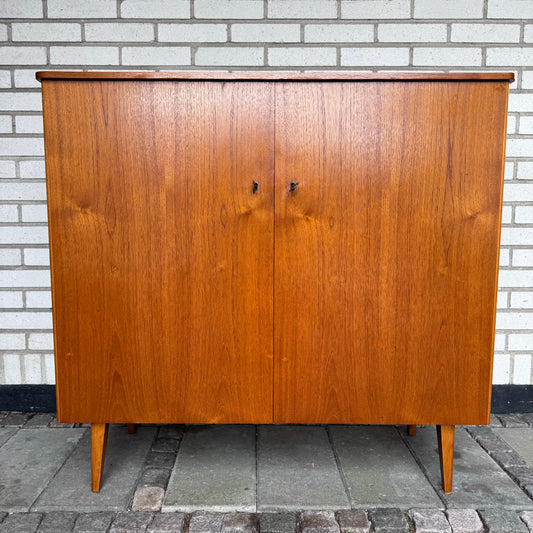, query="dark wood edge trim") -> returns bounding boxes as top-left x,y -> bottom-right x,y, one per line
0,384 -> 530,414
36,71 -> 515,82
